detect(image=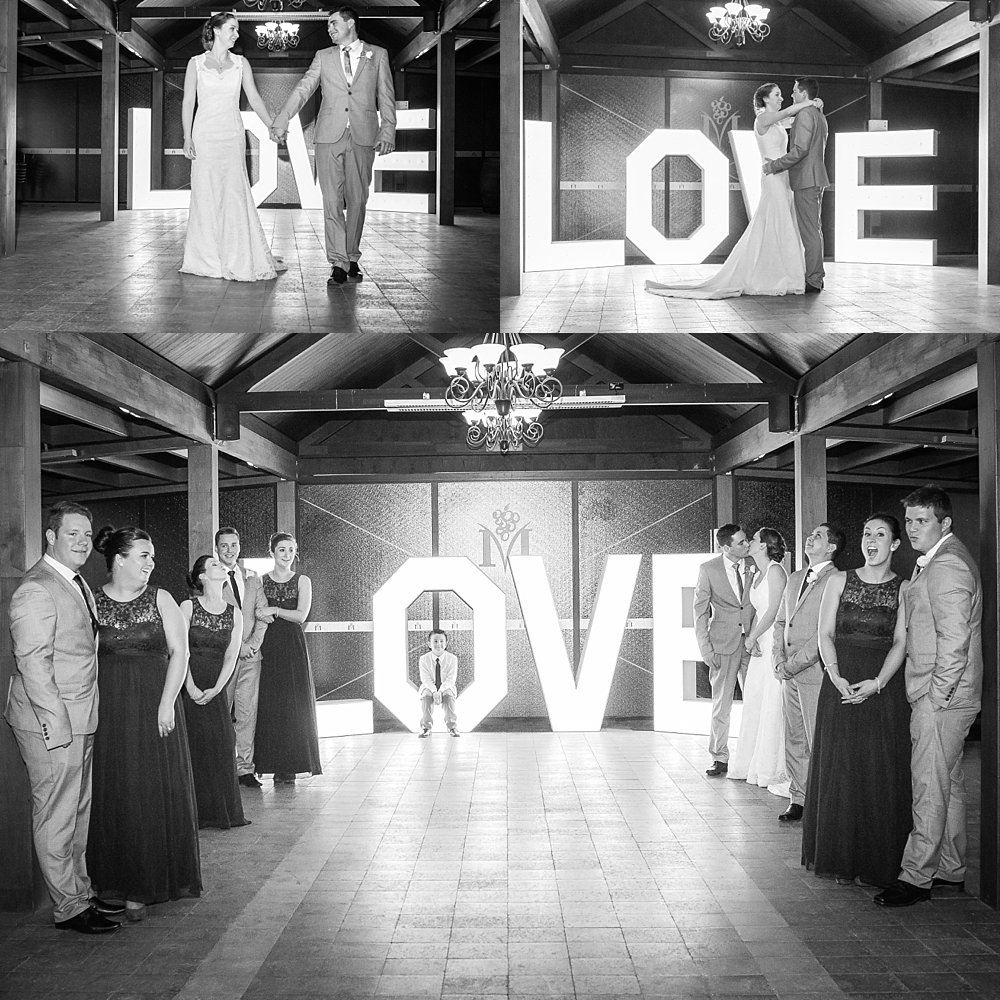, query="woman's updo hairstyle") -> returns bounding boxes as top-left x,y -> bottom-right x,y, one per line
269,531 -> 296,552
186,554 -> 212,594
864,511 -> 902,542
757,526 -> 786,564
93,525 -> 151,572
202,12 -> 236,51
753,82 -> 779,112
